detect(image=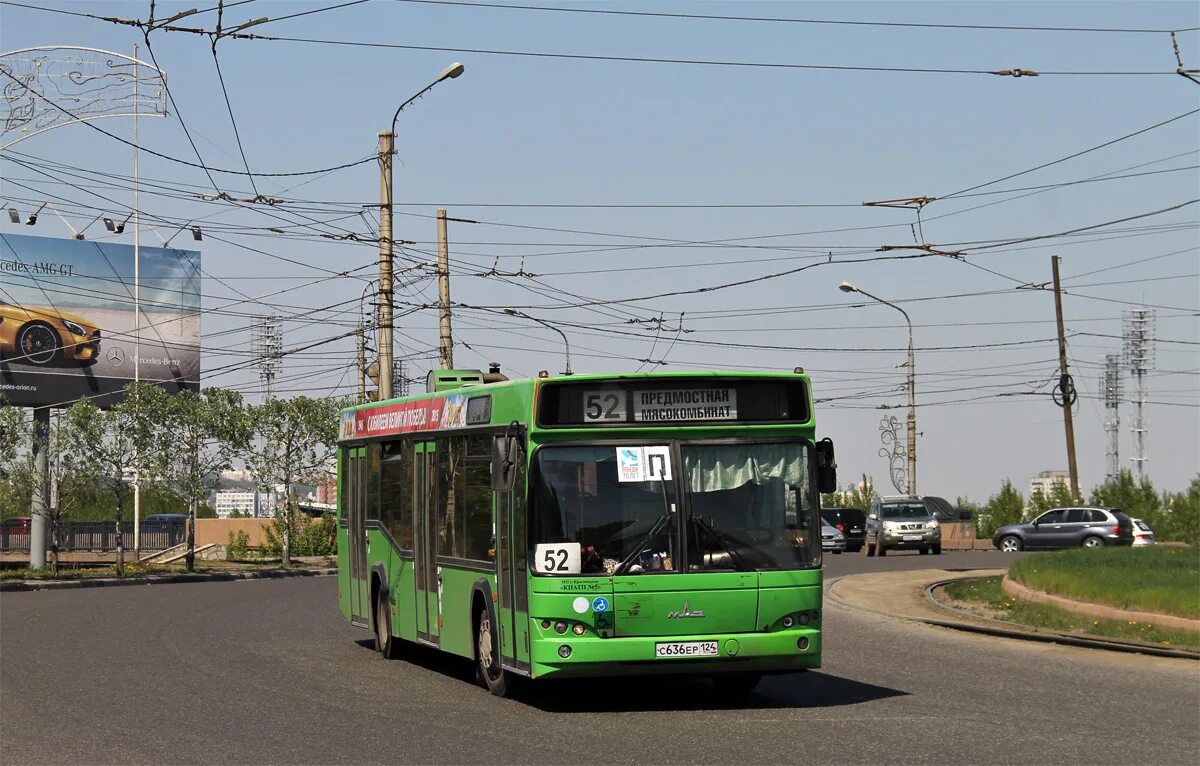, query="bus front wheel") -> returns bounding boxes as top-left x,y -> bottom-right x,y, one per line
374,588 -> 401,660
476,607 -> 511,697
